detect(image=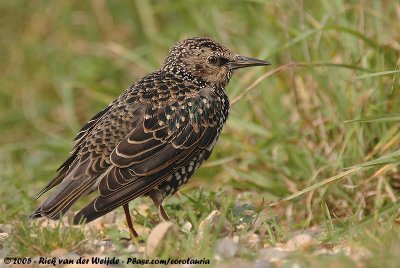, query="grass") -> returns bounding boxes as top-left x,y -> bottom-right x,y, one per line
0,0 -> 400,267
6,221 -> 87,257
